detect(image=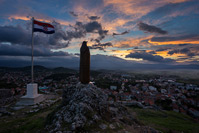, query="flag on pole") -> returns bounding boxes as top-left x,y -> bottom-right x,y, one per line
33,20 -> 55,34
